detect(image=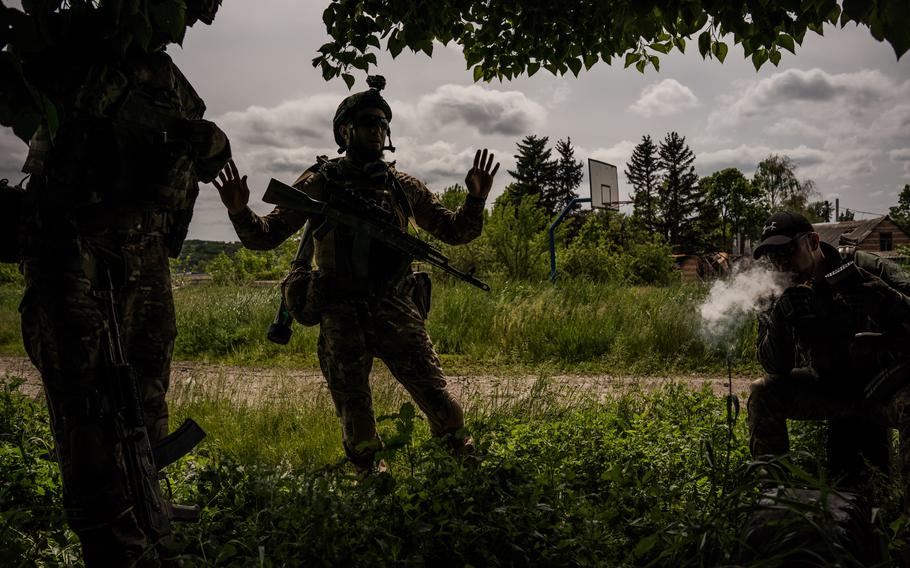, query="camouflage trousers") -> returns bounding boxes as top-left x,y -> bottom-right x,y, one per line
19,233 -> 175,566
748,367 -> 910,506
317,276 -> 464,470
